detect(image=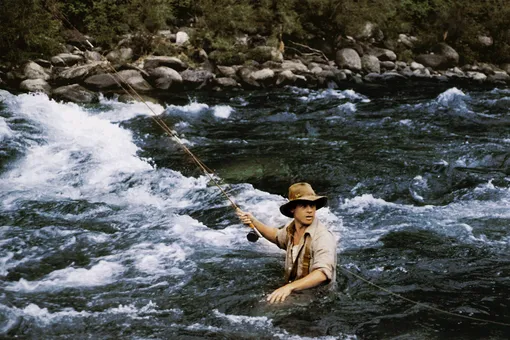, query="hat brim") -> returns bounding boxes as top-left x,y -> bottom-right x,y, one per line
279,196 -> 327,218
